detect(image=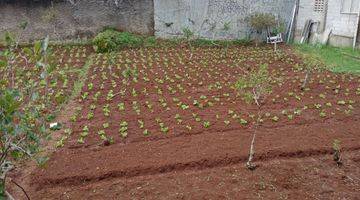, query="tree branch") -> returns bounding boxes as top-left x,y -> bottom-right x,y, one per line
10,179 -> 30,200
252,88 -> 260,107
5,191 -> 15,200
